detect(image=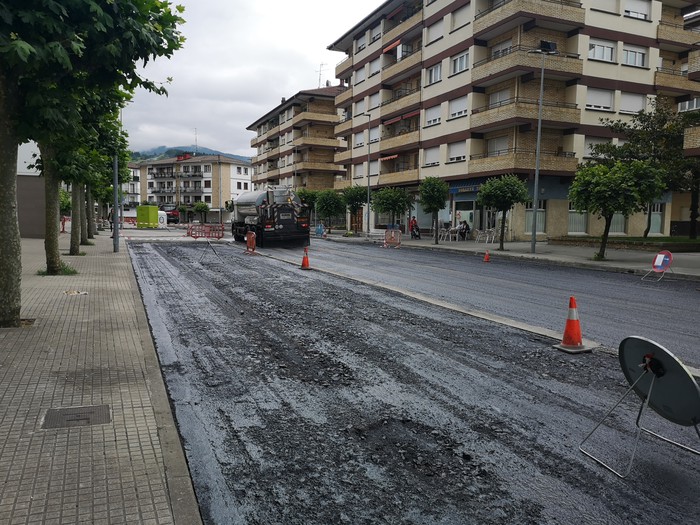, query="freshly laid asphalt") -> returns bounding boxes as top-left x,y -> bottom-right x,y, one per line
1,224 -> 698,524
